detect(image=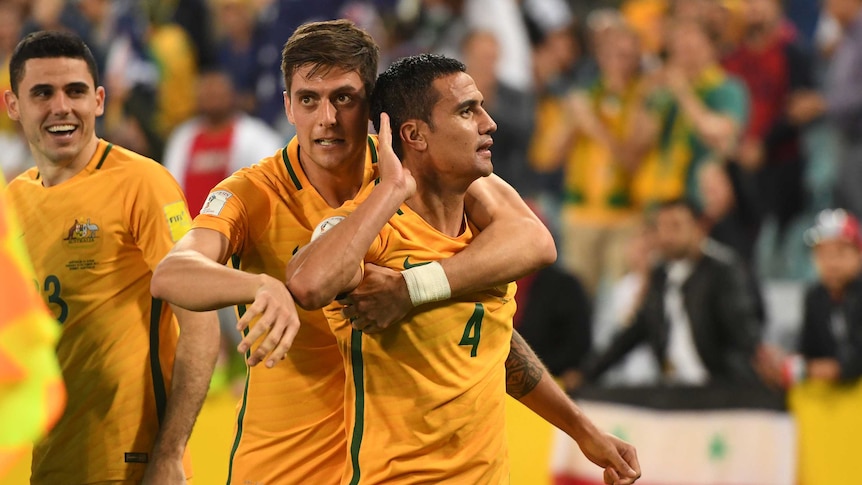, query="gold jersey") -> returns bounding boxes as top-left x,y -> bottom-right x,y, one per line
193,136 -> 380,485
324,201 -> 516,484
6,140 -> 194,484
